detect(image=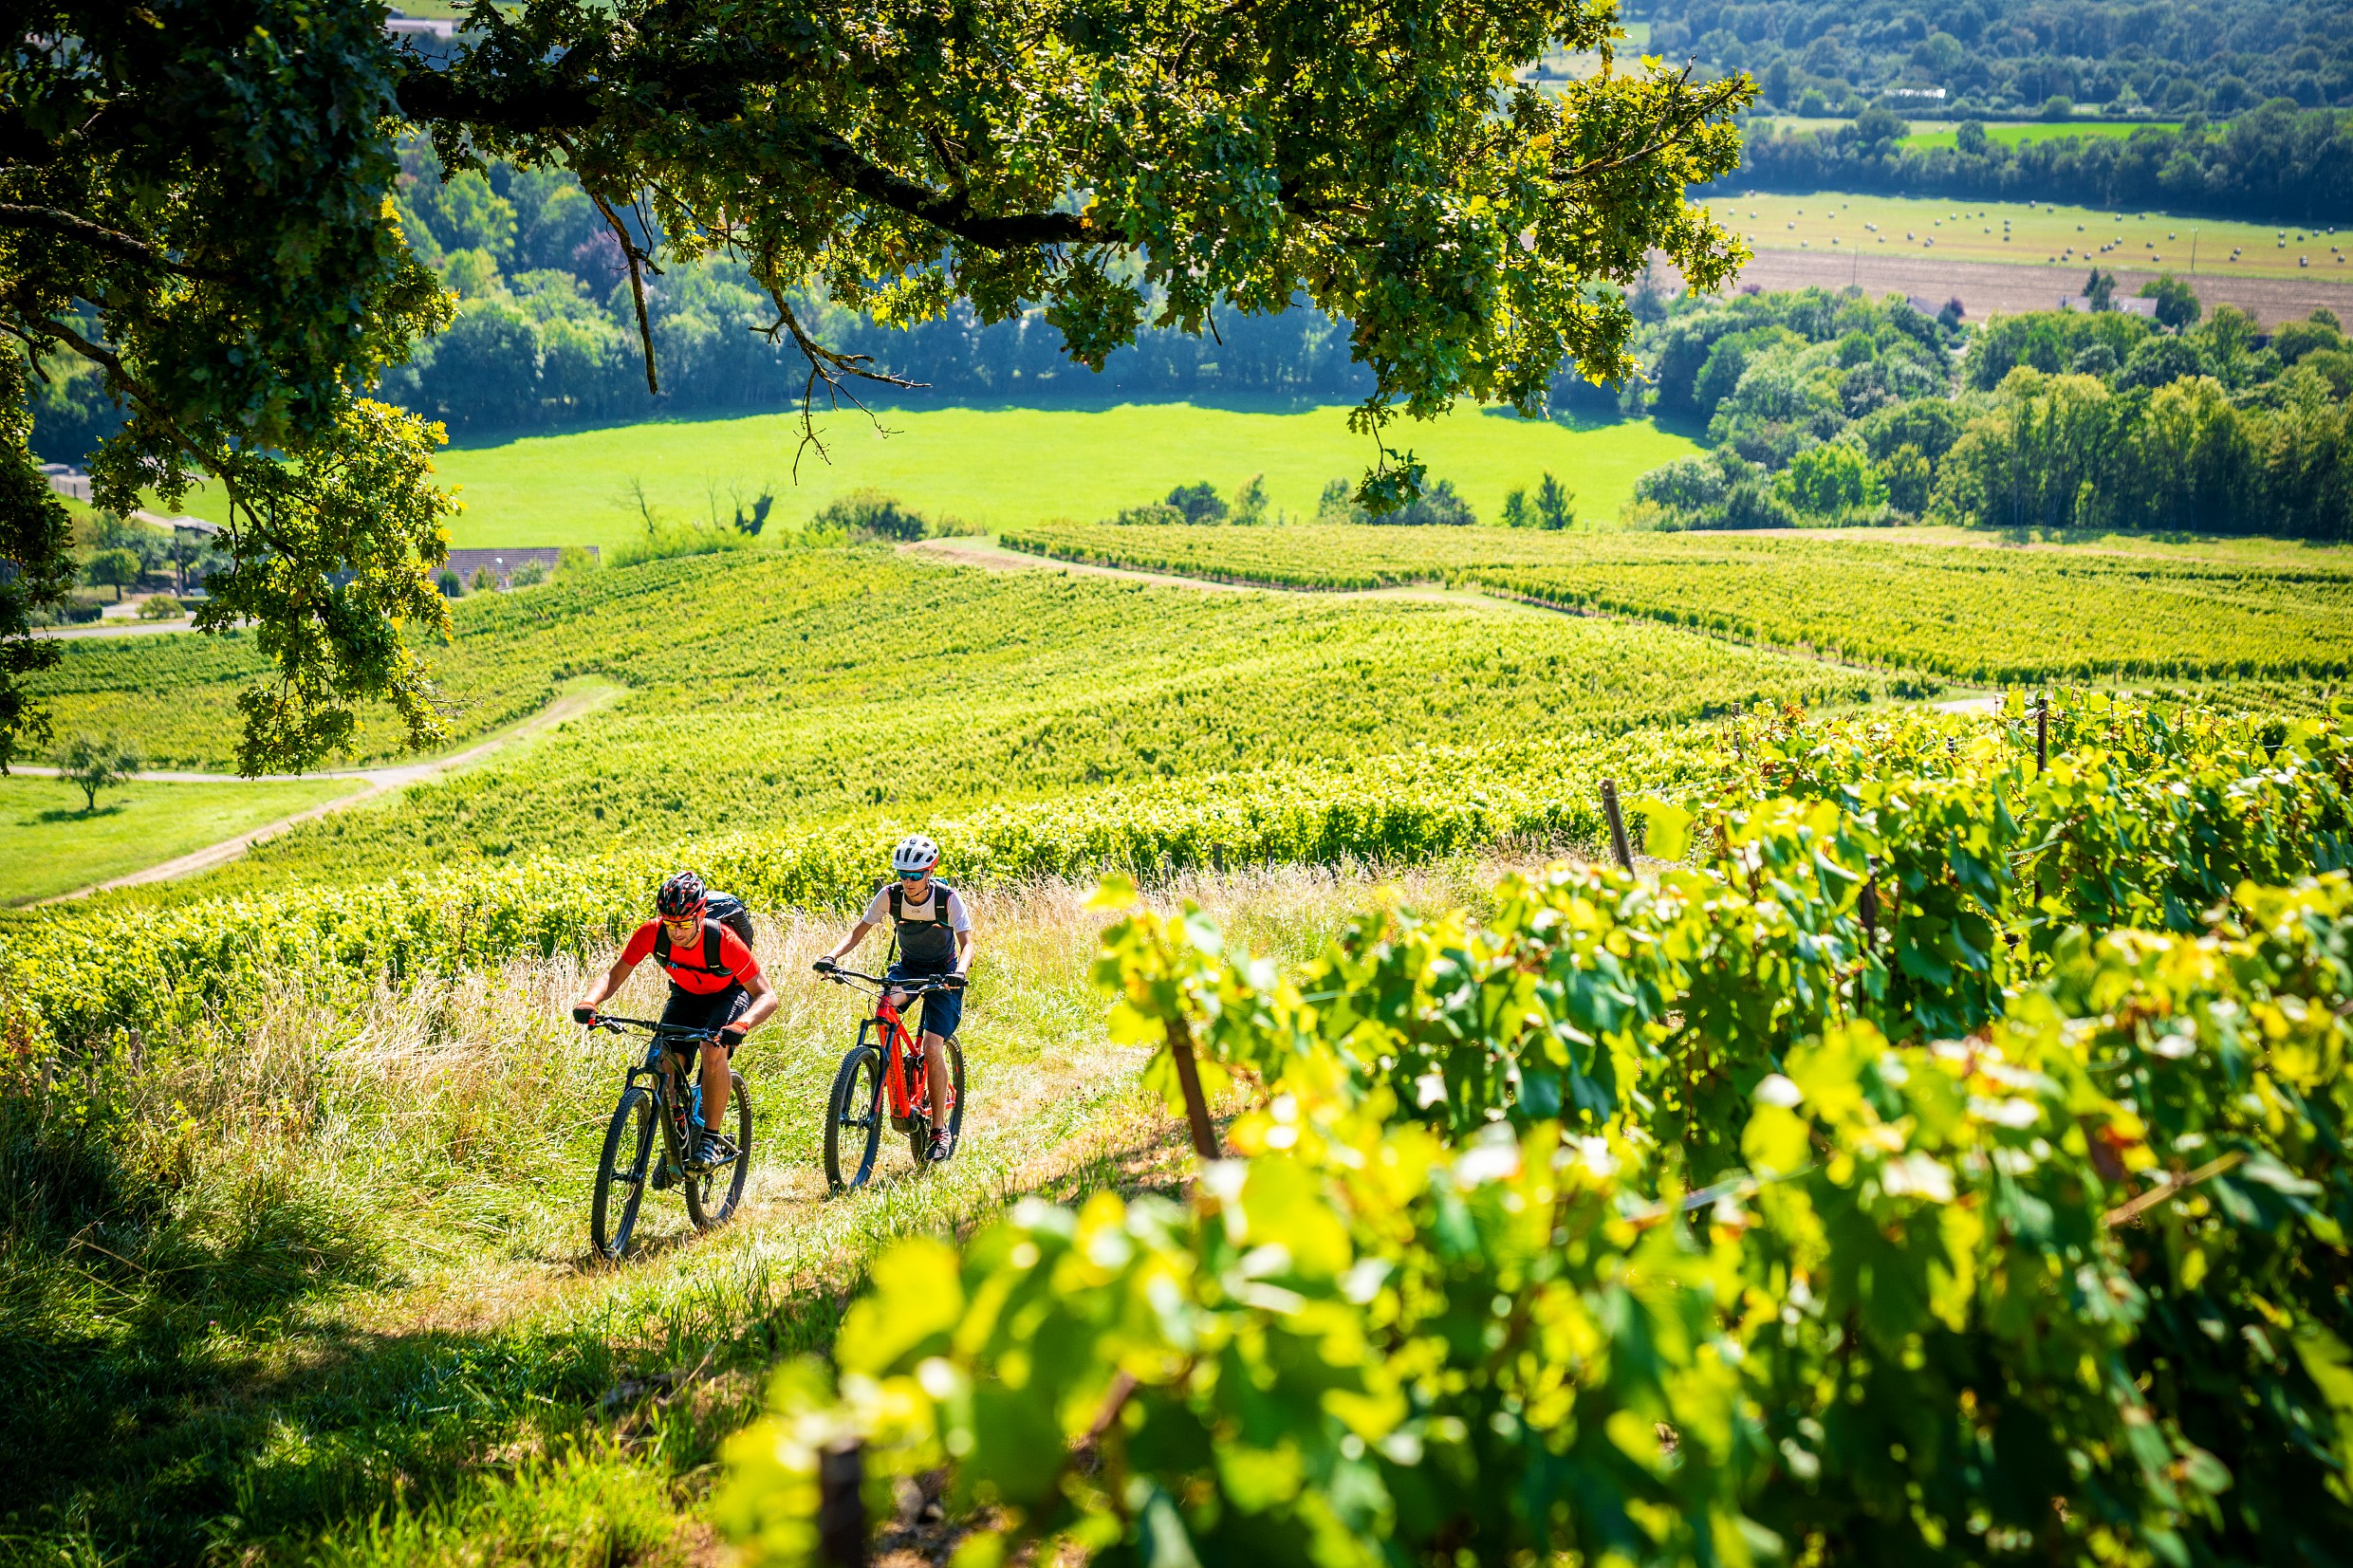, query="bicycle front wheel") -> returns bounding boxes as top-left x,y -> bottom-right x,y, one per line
824,1044 -> 884,1193
590,1084 -> 657,1260
685,1068 -> 752,1231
